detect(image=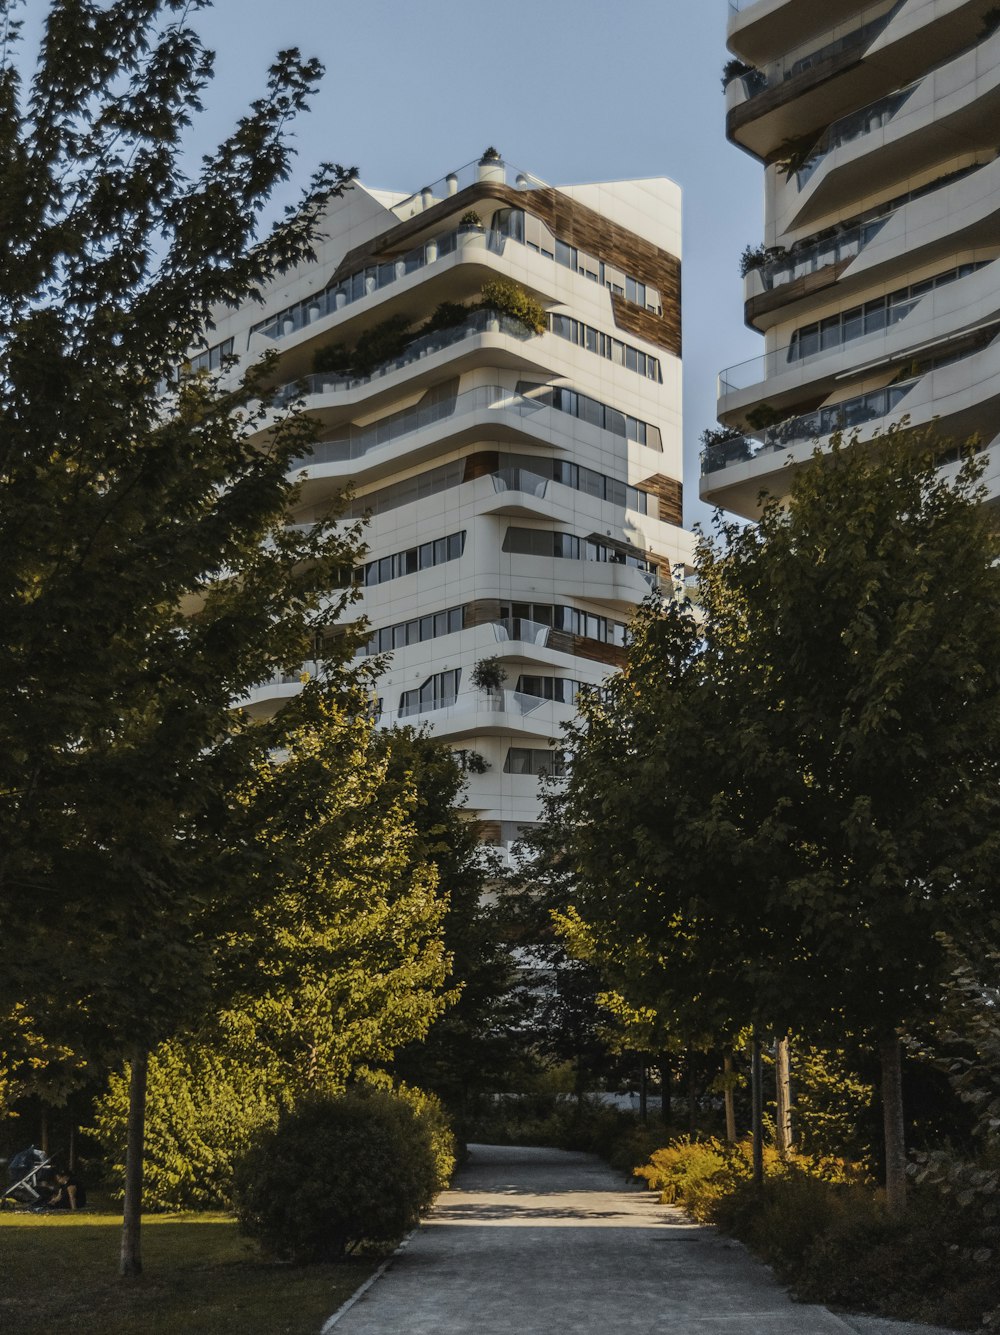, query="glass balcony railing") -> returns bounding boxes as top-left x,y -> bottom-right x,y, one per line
387,687 -> 555,727
491,467 -> 550,498
703,378 -> 919,475
755,215 -> 891,291
390,156 -> 548,221
492,618 -> 552,646
719,291 -> 922,394
275,309 -> 533,414
796,81 -> 919,188
287,382 -> 546,471
729,2 -> 906,102
256,225 -> 509,341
